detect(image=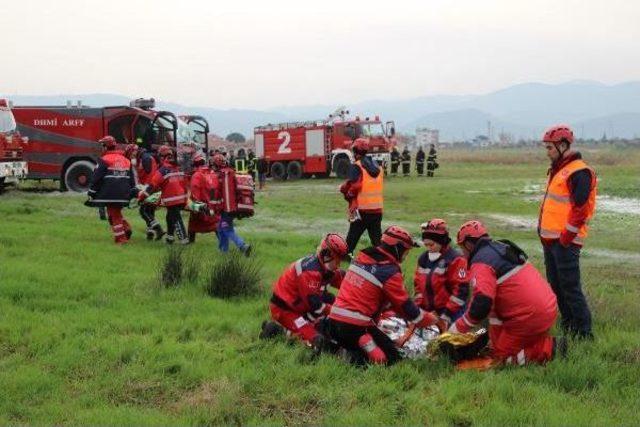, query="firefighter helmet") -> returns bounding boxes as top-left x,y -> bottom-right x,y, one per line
158,145 -> 174,158
192,152 -> 206,166
99,135 -> 117,150
352,138 -> 370,154
456,220 -> 489,245
542,124 -> 574,145
421,218 -> 448,235
318,233 -> 349,262
381,225 -> 419,249
212,153 -> 227,168
124,144 -> 138,159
